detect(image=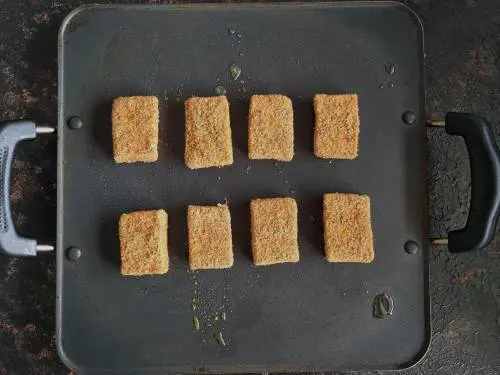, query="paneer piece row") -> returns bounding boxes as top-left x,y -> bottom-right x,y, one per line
119,194 -> 374,276
111,94 -> 360,166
